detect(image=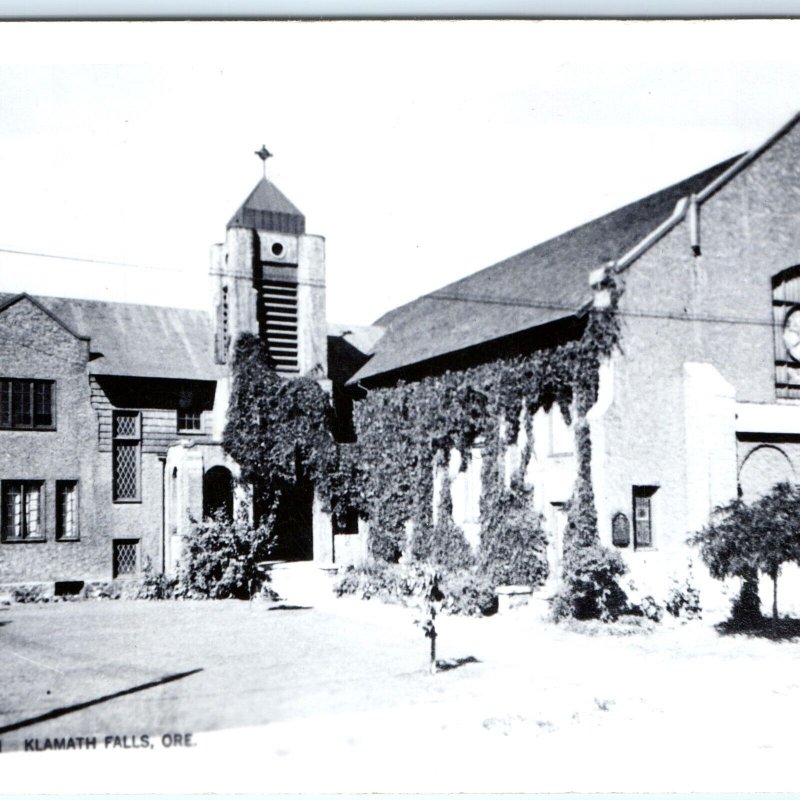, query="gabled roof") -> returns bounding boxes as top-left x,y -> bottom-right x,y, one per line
350,155 -> 741,385
0,293 -> 89,342
0,293 -> 224,381
227,177 -> 306,234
